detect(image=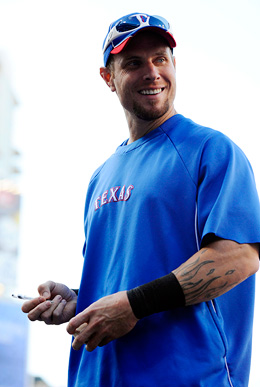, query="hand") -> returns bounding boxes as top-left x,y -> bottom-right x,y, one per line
66,291 -> 138,352
21,281 -> 78,325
